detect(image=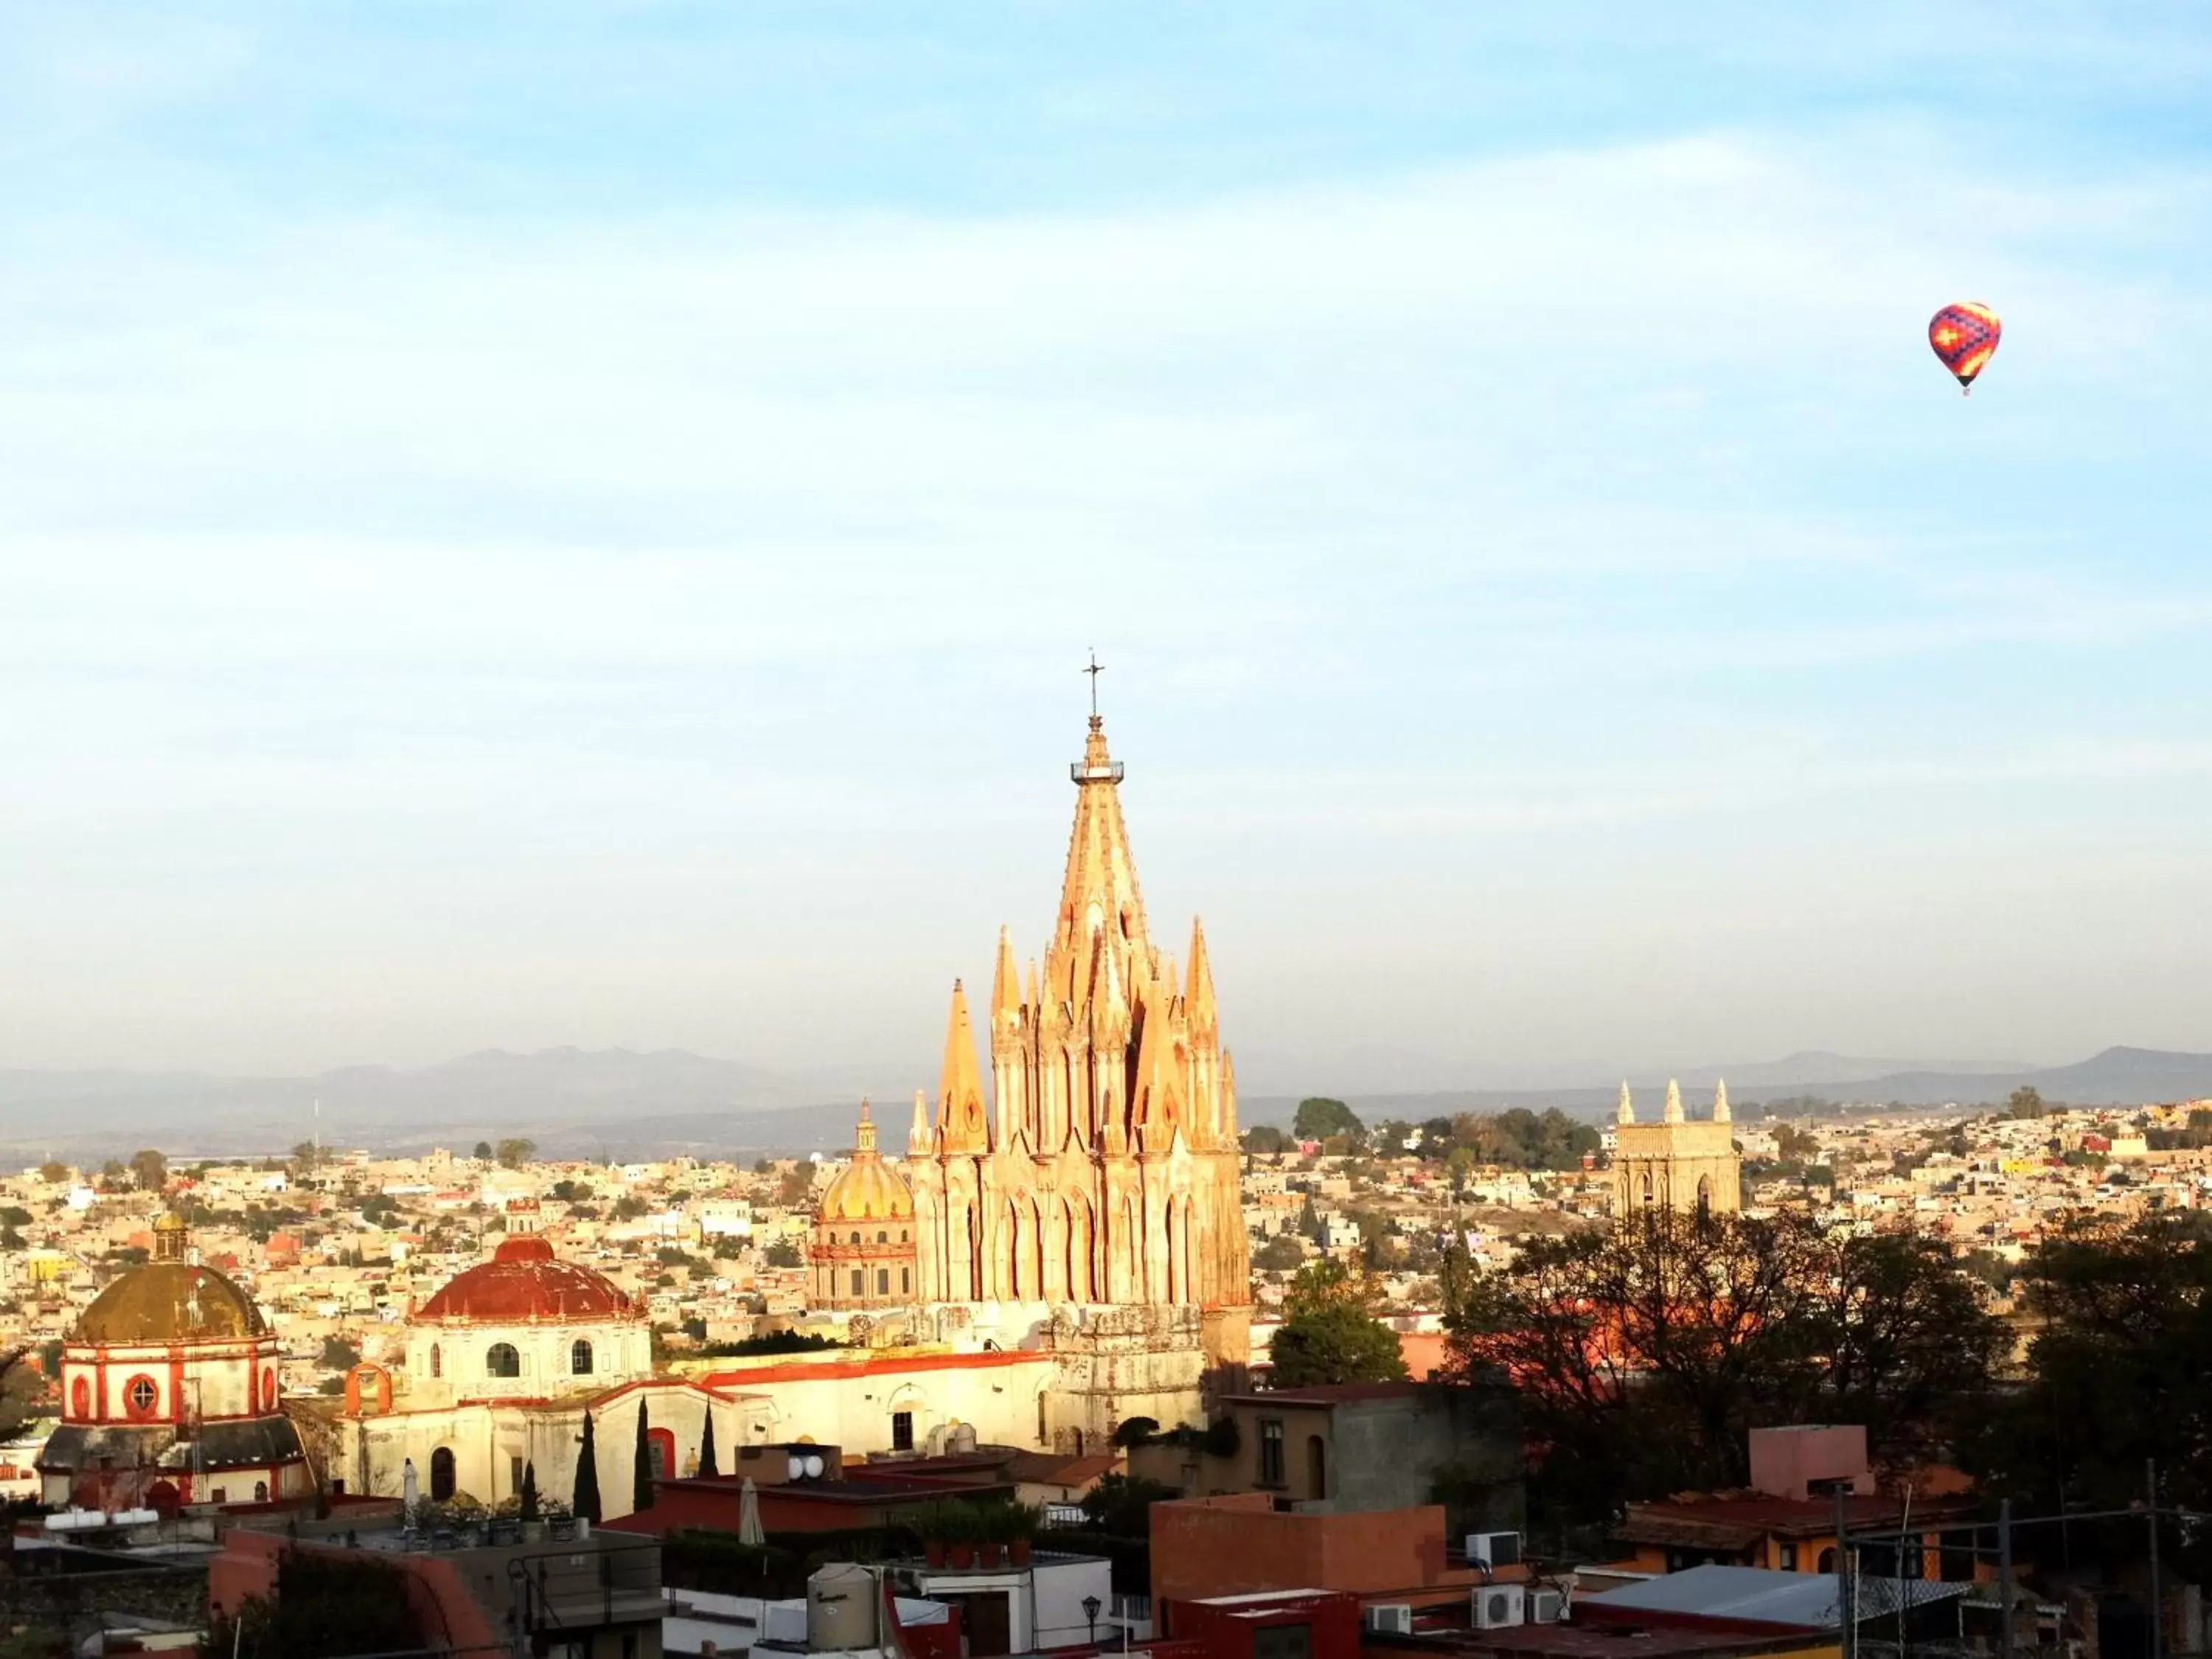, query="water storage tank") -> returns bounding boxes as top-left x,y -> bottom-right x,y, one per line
808,1562 -> 879,1652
